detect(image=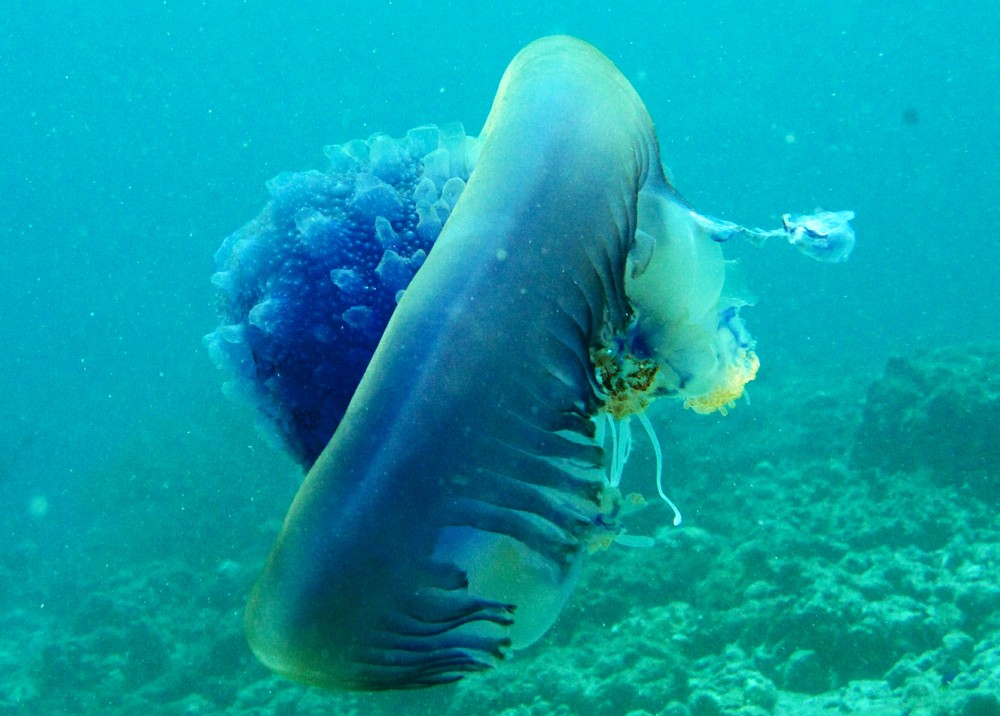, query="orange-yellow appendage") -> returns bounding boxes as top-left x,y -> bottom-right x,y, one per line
683,349 -> 760,416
